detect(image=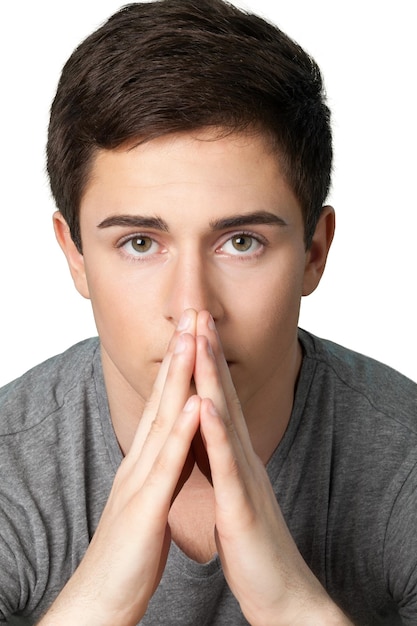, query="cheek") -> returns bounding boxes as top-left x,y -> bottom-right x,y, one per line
89,278 -> 133,331
244,259 -> 304,321
235,261 -> 305,355
82,261 -> 153,358
86,274 -> 164,399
